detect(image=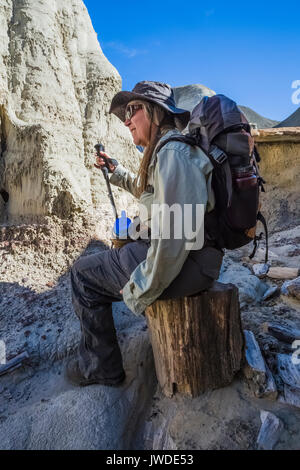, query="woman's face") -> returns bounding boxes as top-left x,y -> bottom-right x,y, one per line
124,103 -> 151,147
